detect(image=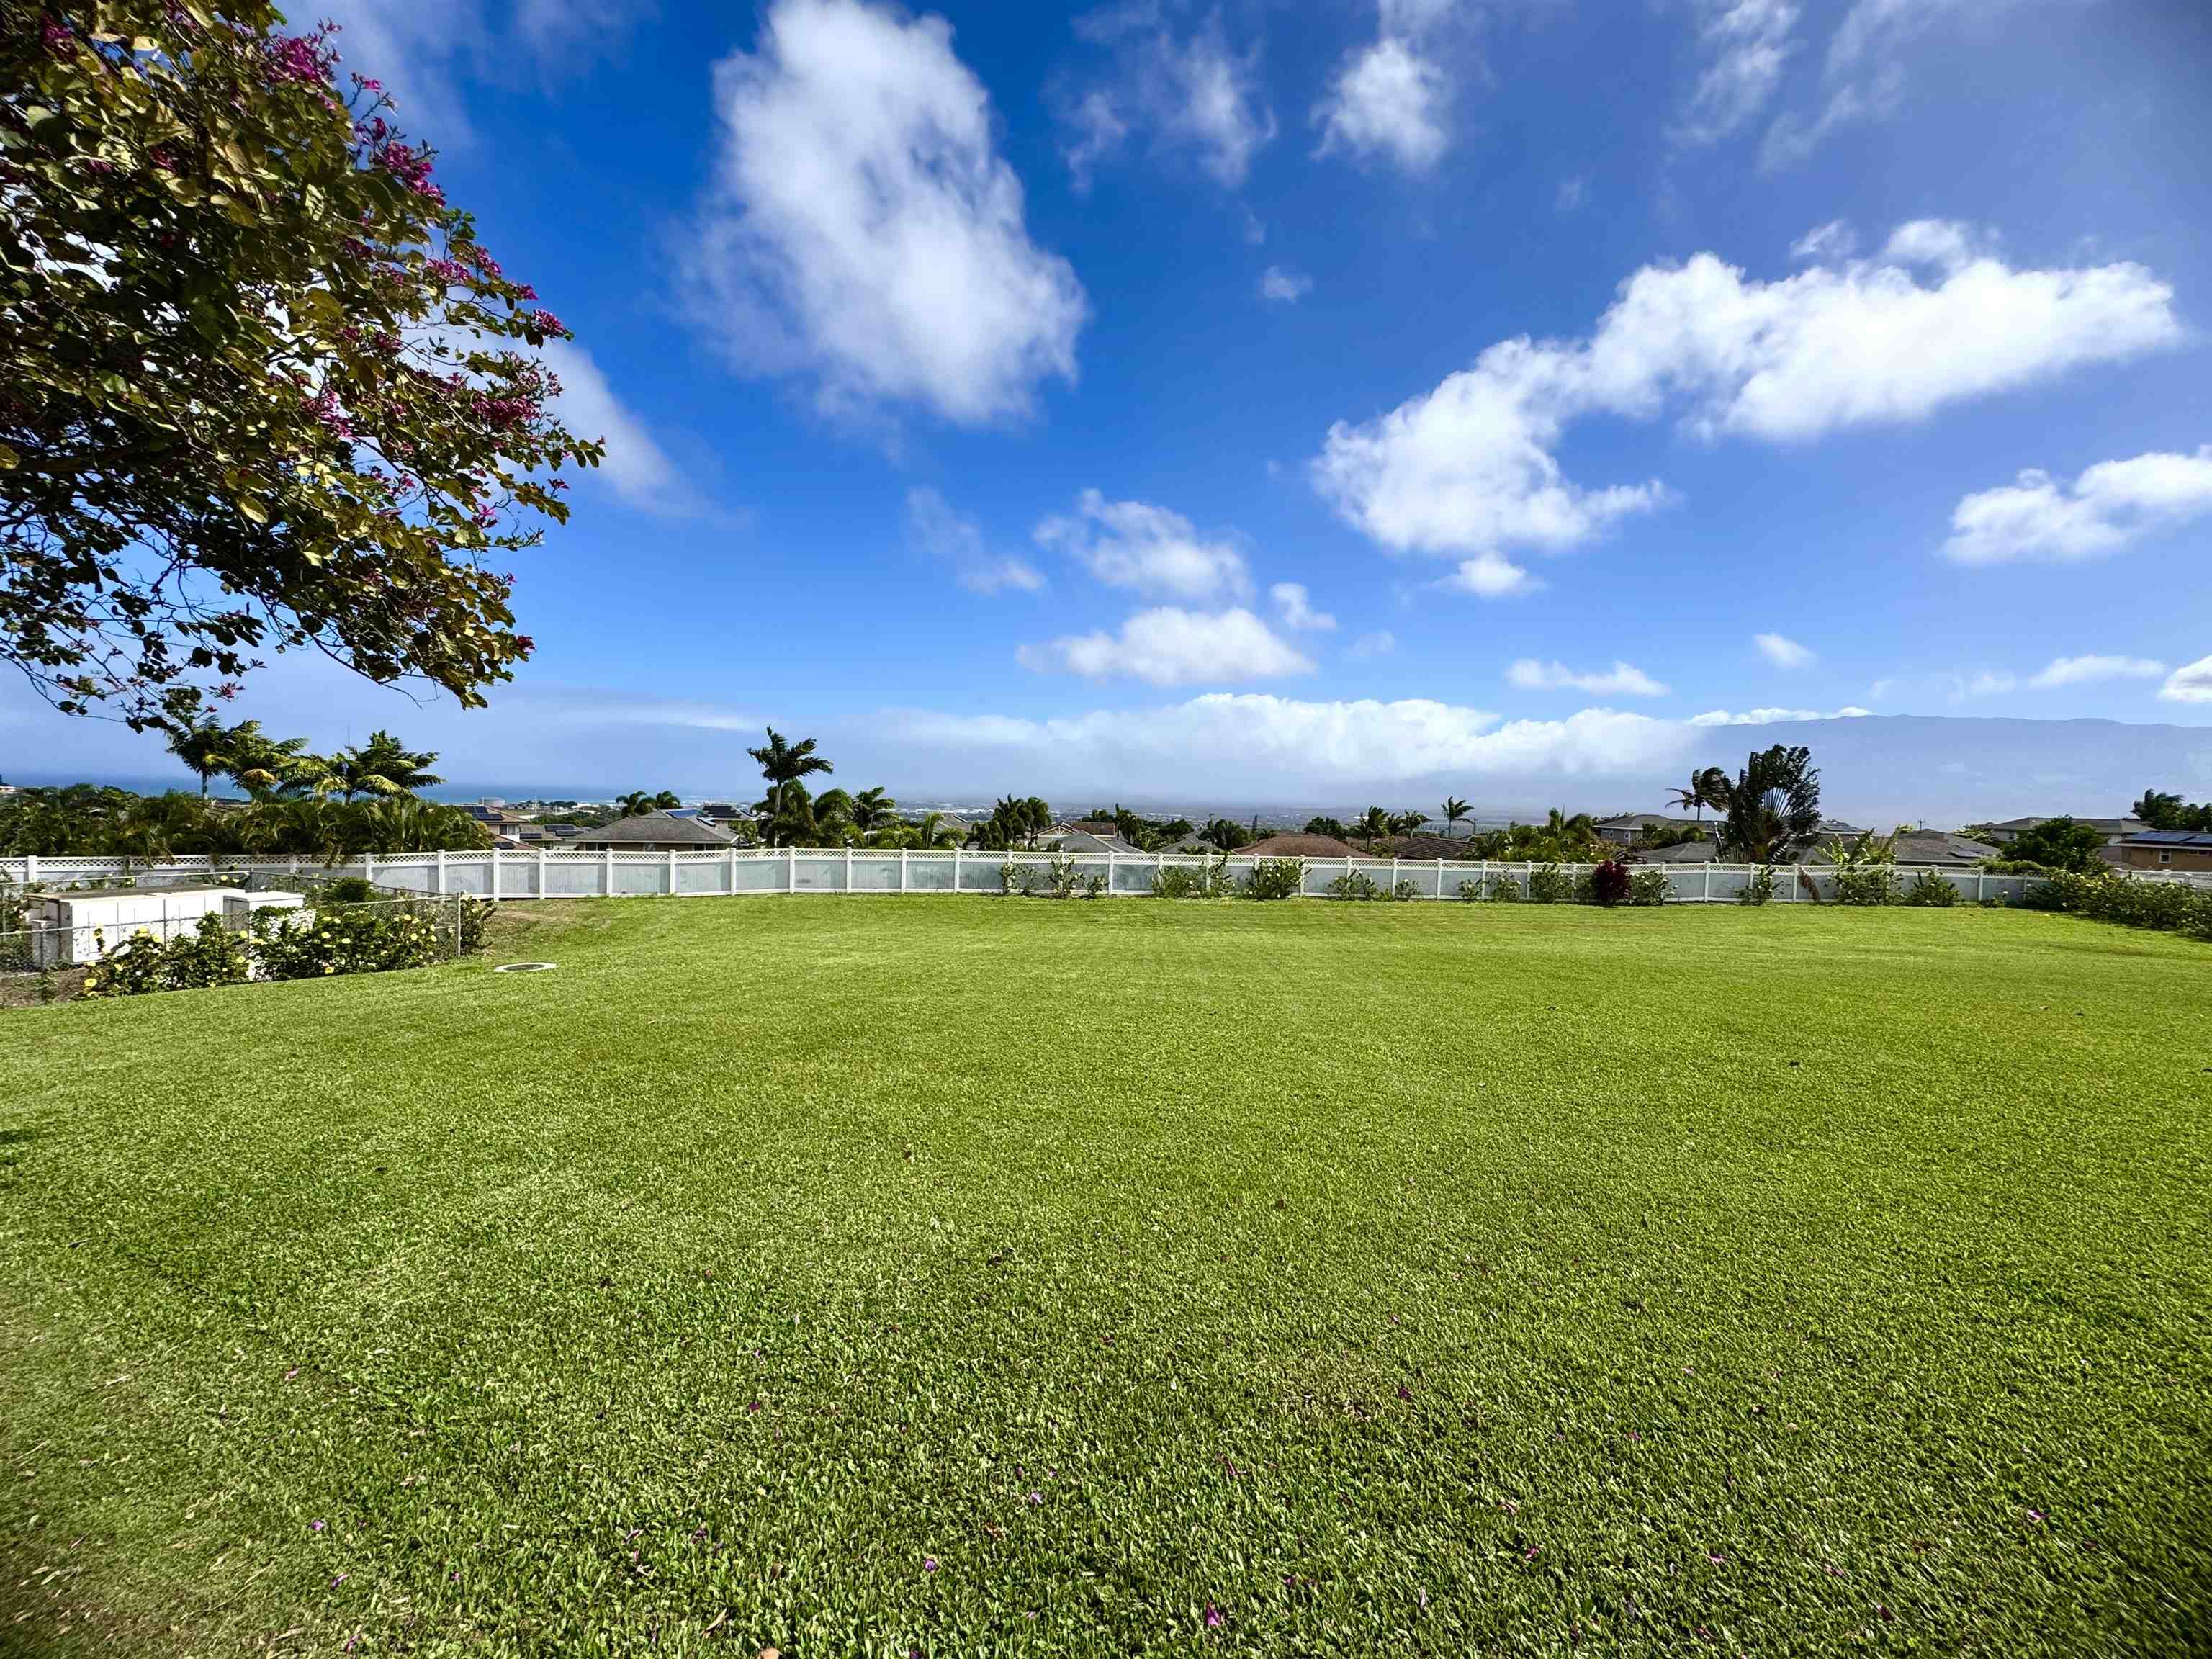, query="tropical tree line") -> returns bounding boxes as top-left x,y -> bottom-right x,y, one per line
165,717 -> 443,801
737,729 -> 963,850
0,785 -> 491,859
